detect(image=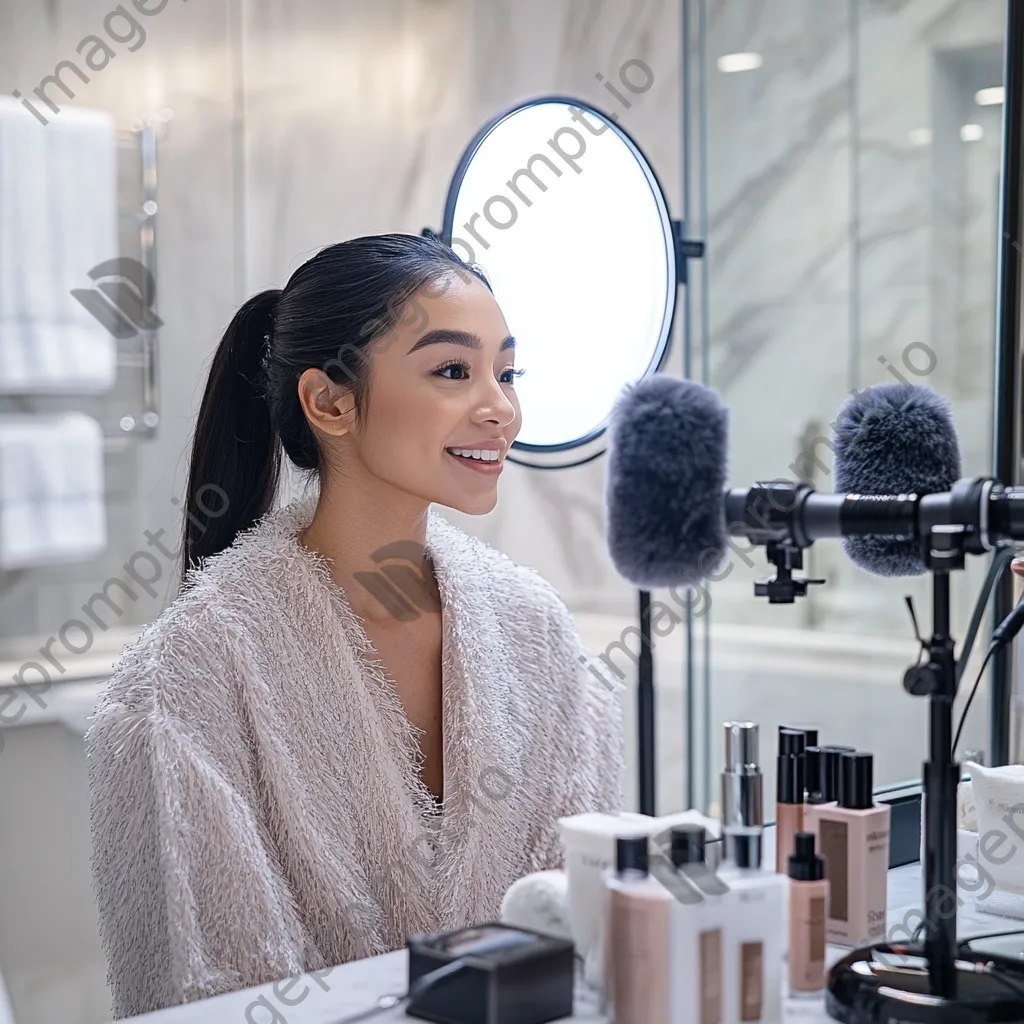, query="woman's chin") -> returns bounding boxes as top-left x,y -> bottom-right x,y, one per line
442,489 -> 499,516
